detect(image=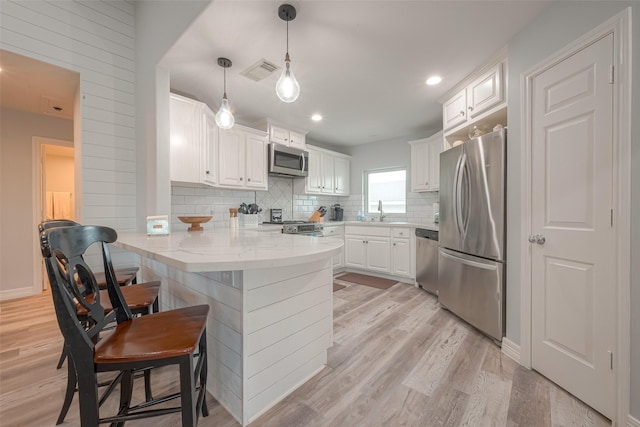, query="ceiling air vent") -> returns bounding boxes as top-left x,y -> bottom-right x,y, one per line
240,59 -> 280,82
